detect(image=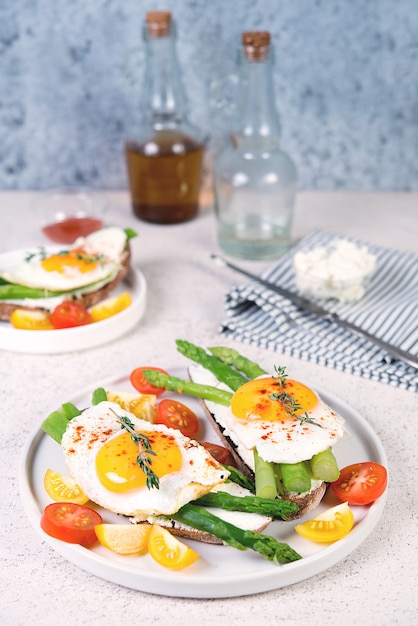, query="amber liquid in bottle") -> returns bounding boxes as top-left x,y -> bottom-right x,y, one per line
125,129 -> 204,224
